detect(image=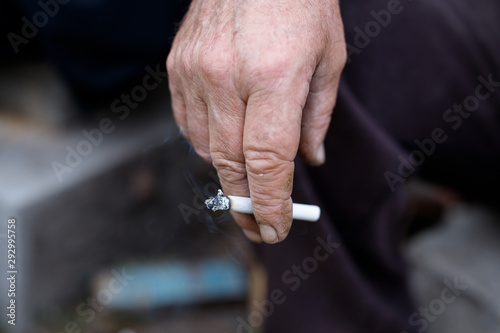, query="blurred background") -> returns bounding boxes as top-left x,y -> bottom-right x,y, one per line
0,58 -> 260,332
1,0 -> 500,333
0,1 -> 262,332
